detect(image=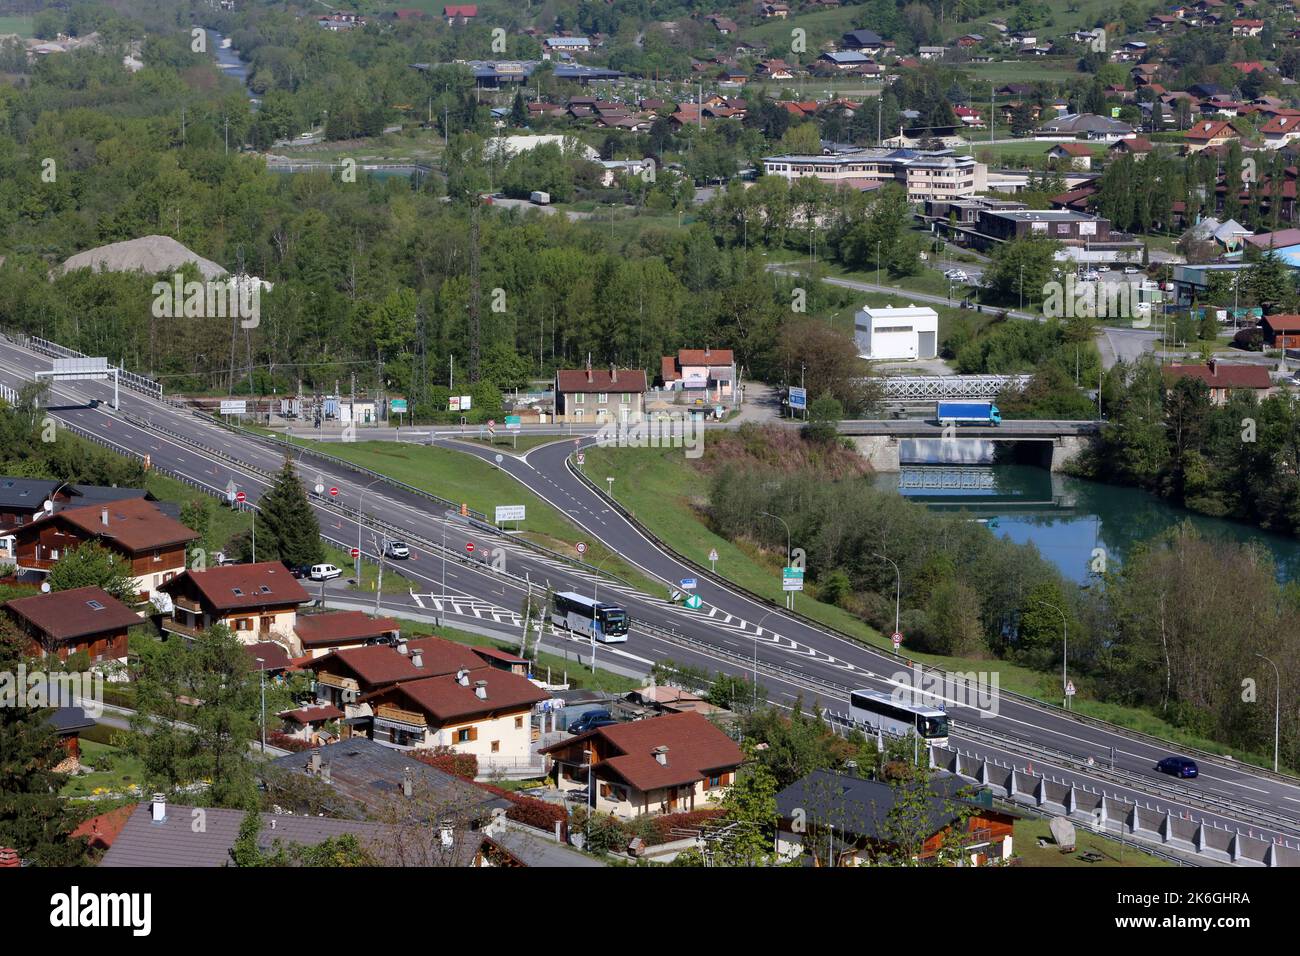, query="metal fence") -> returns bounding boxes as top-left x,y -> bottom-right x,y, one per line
879,374 -> 1032,401
26,335 -> 163,399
